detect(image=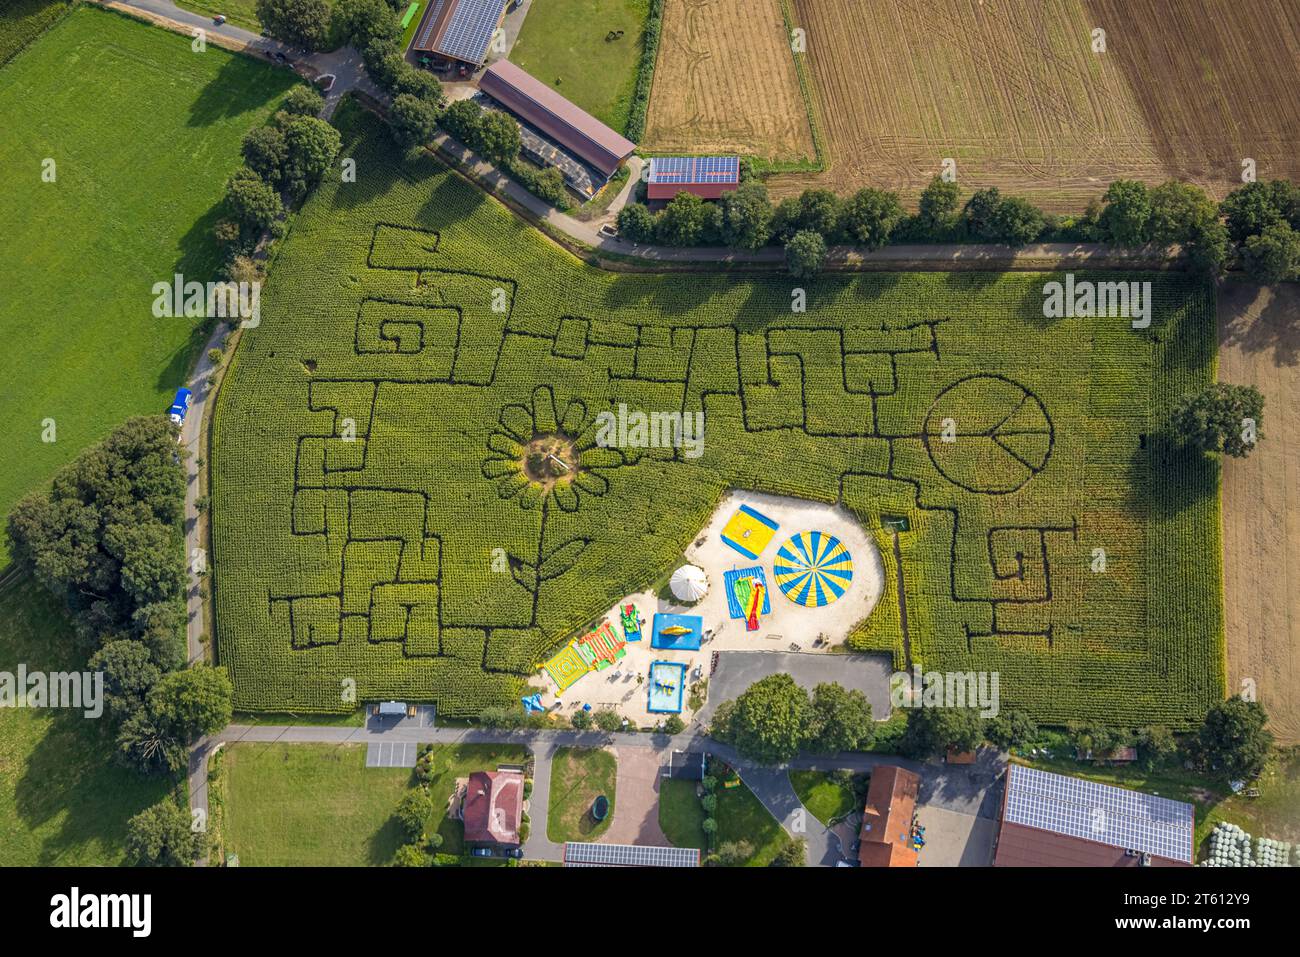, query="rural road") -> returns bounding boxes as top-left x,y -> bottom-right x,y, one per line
180,323 -> 227,666
194,720 -> 1004,866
